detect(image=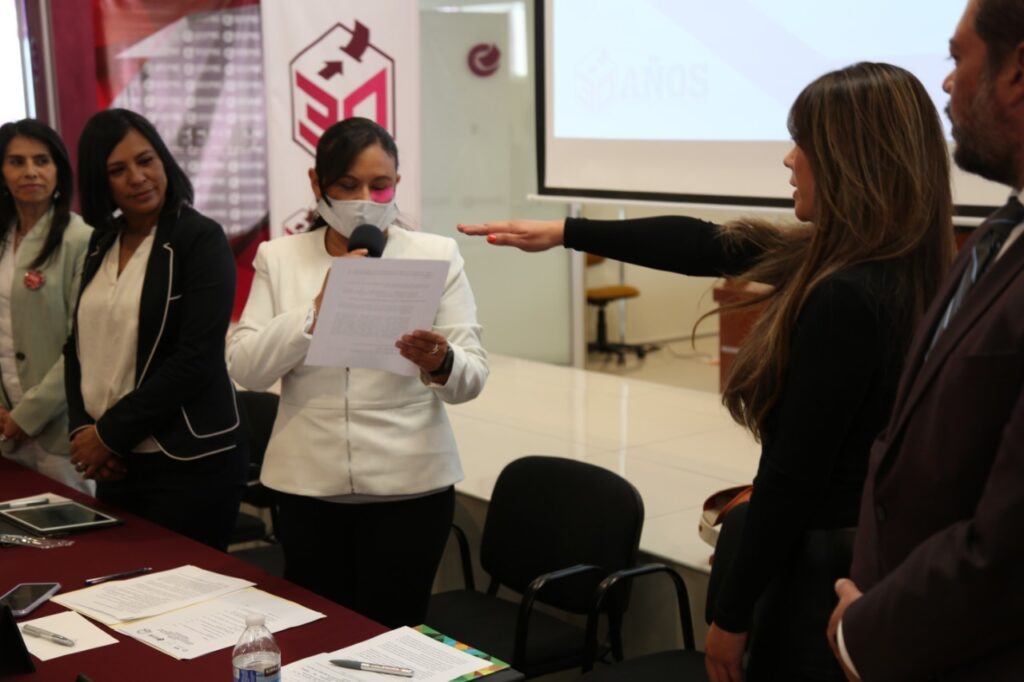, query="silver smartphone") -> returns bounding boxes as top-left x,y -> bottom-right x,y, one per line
0,582 -> 61,617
